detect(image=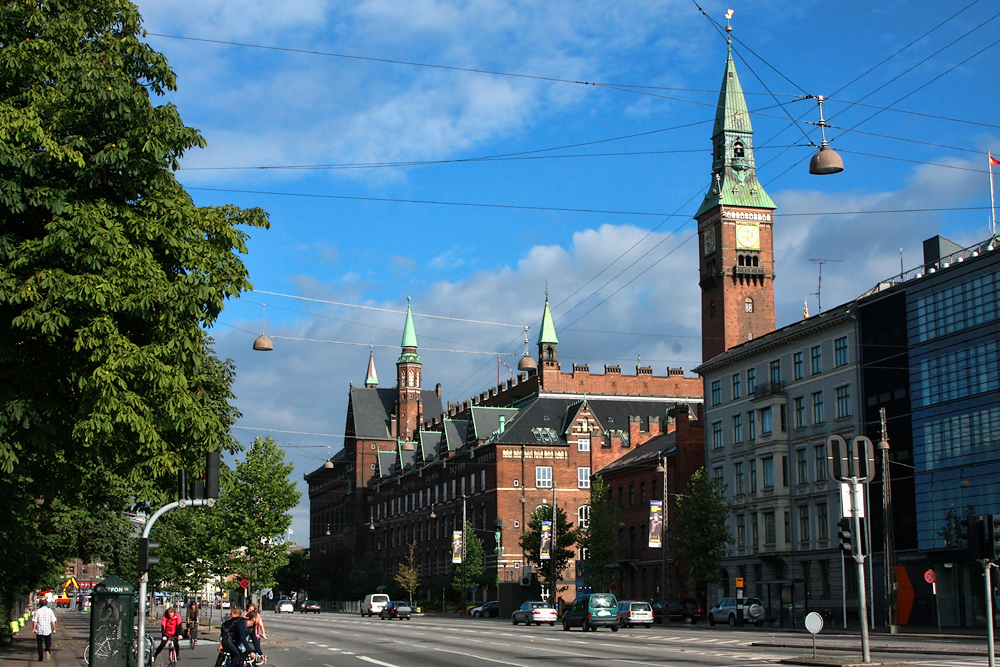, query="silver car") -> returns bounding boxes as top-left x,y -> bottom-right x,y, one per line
708,597 -> 765,626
